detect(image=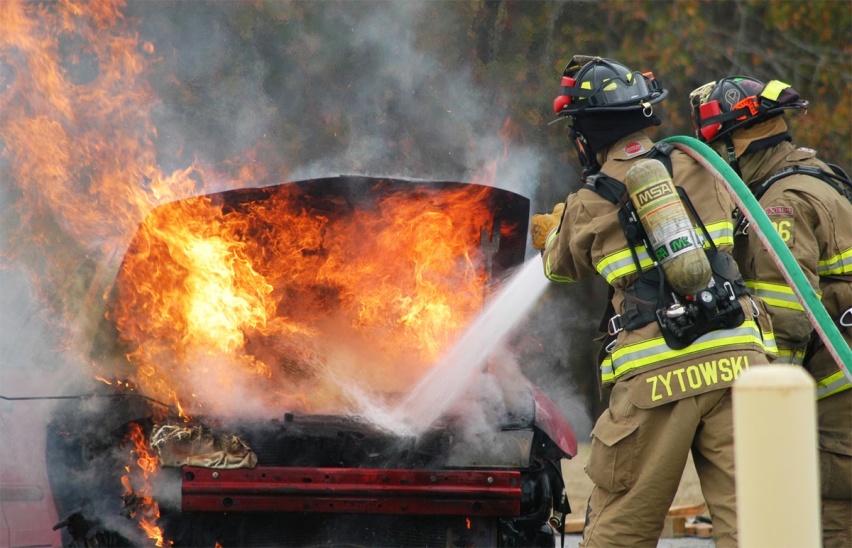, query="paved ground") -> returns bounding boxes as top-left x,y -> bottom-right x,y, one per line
558,533 -> 715,547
